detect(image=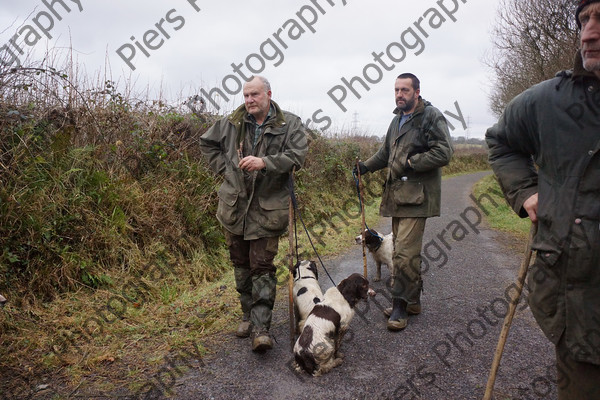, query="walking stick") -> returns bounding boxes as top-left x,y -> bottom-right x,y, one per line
483,222 -> 538,400
288,167 -> 296,351
356,158 -> 368,279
